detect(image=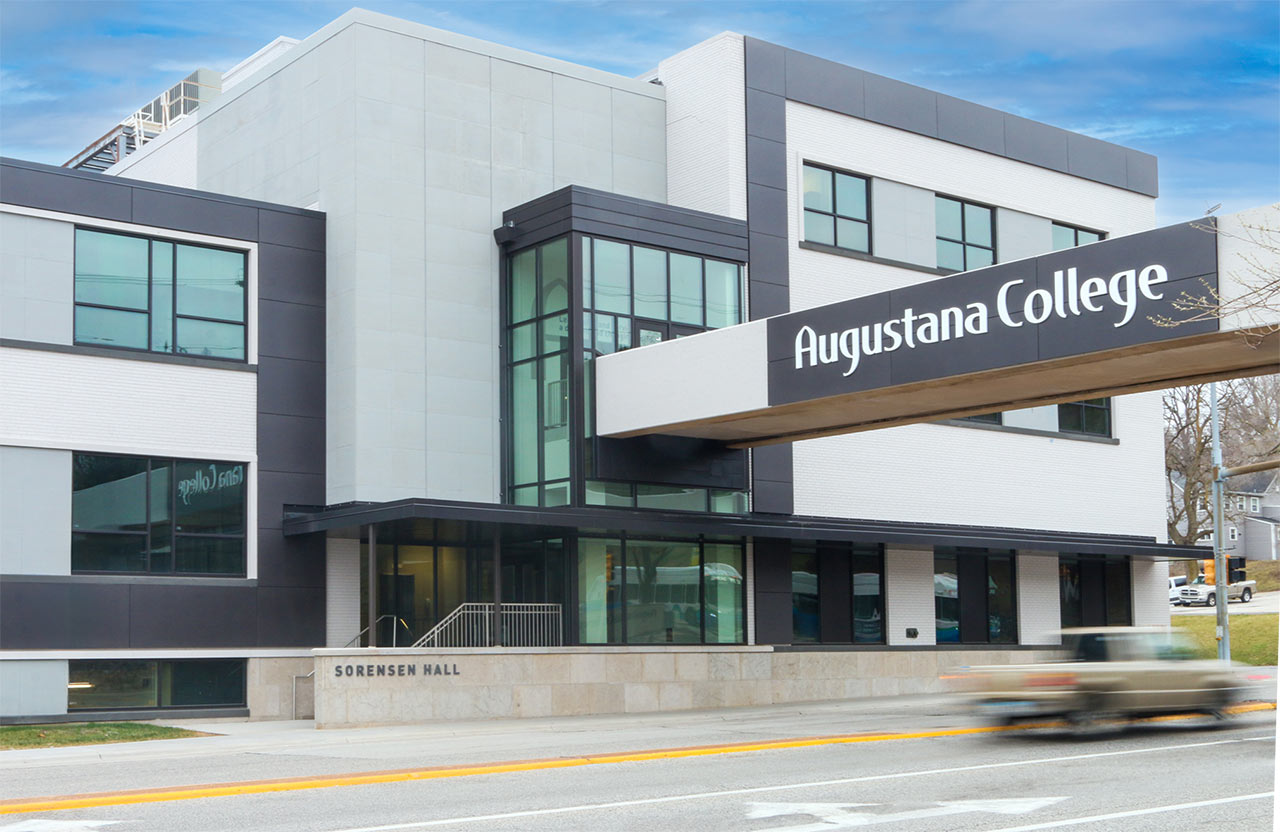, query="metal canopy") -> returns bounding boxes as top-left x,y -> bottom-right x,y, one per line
283,497 -> 1205,559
